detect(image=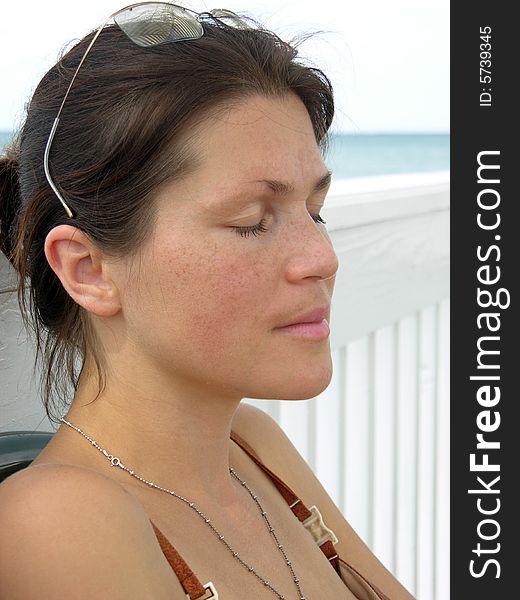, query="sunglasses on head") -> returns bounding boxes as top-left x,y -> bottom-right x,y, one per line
43,2 -> 251,218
